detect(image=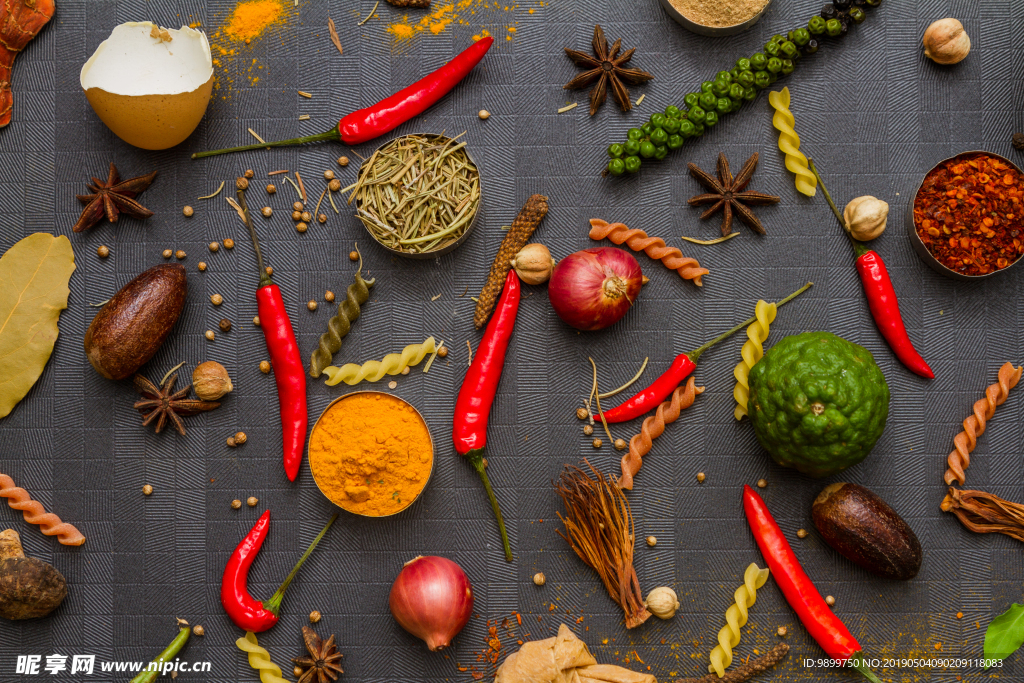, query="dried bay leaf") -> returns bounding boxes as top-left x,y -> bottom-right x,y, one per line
0,233 -> 76,418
